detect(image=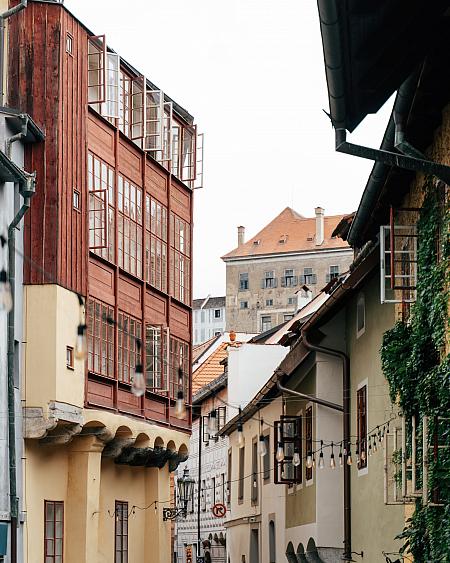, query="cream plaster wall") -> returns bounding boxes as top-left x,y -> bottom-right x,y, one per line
346,272 -> 404,560
23,285 -> 85,412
